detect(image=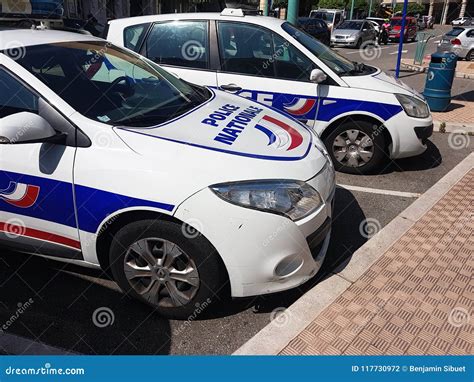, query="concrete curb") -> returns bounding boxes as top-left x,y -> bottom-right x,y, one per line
400,62 -> 474,80
433,120 -> 474,134
233,152 -> 474,355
